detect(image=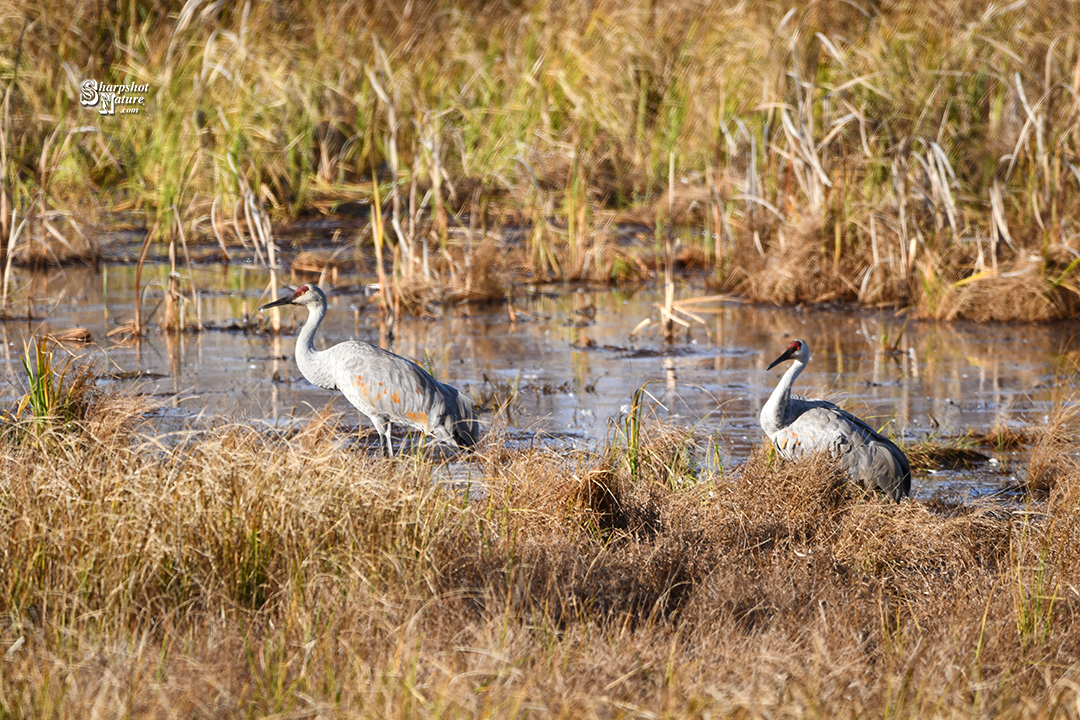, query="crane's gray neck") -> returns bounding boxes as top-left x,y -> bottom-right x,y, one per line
294,300 -> 337,390
760,359 -> 805,436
